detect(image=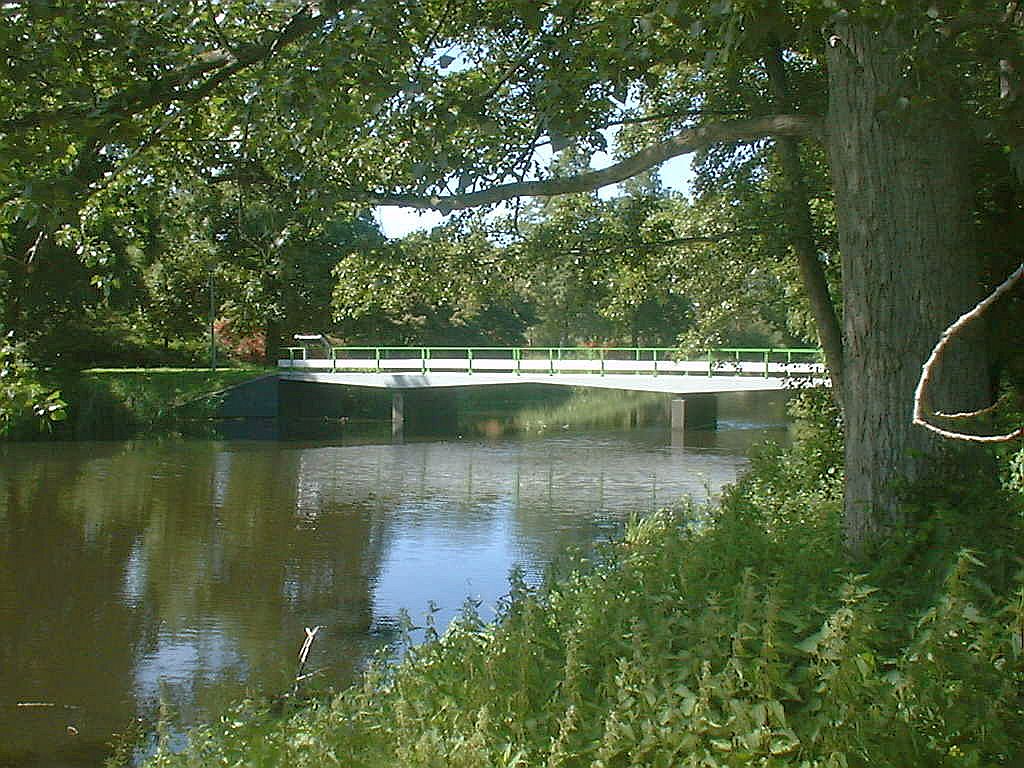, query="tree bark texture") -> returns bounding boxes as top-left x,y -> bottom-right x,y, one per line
825,21 -> 990,555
